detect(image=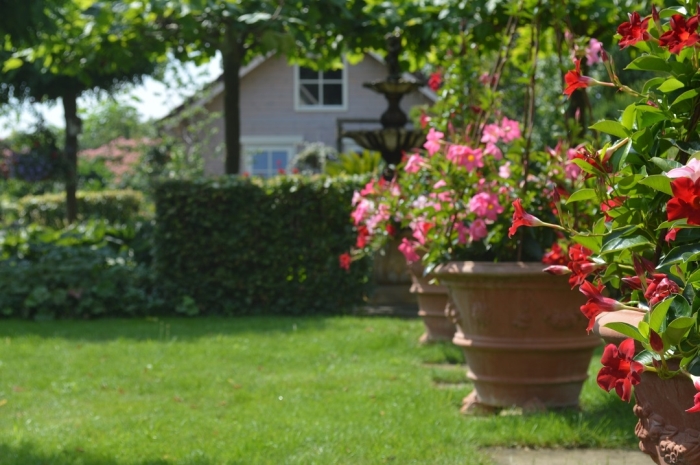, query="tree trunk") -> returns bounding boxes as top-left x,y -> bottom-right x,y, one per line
222,27 -> 242,175
62,90 -> 80,223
